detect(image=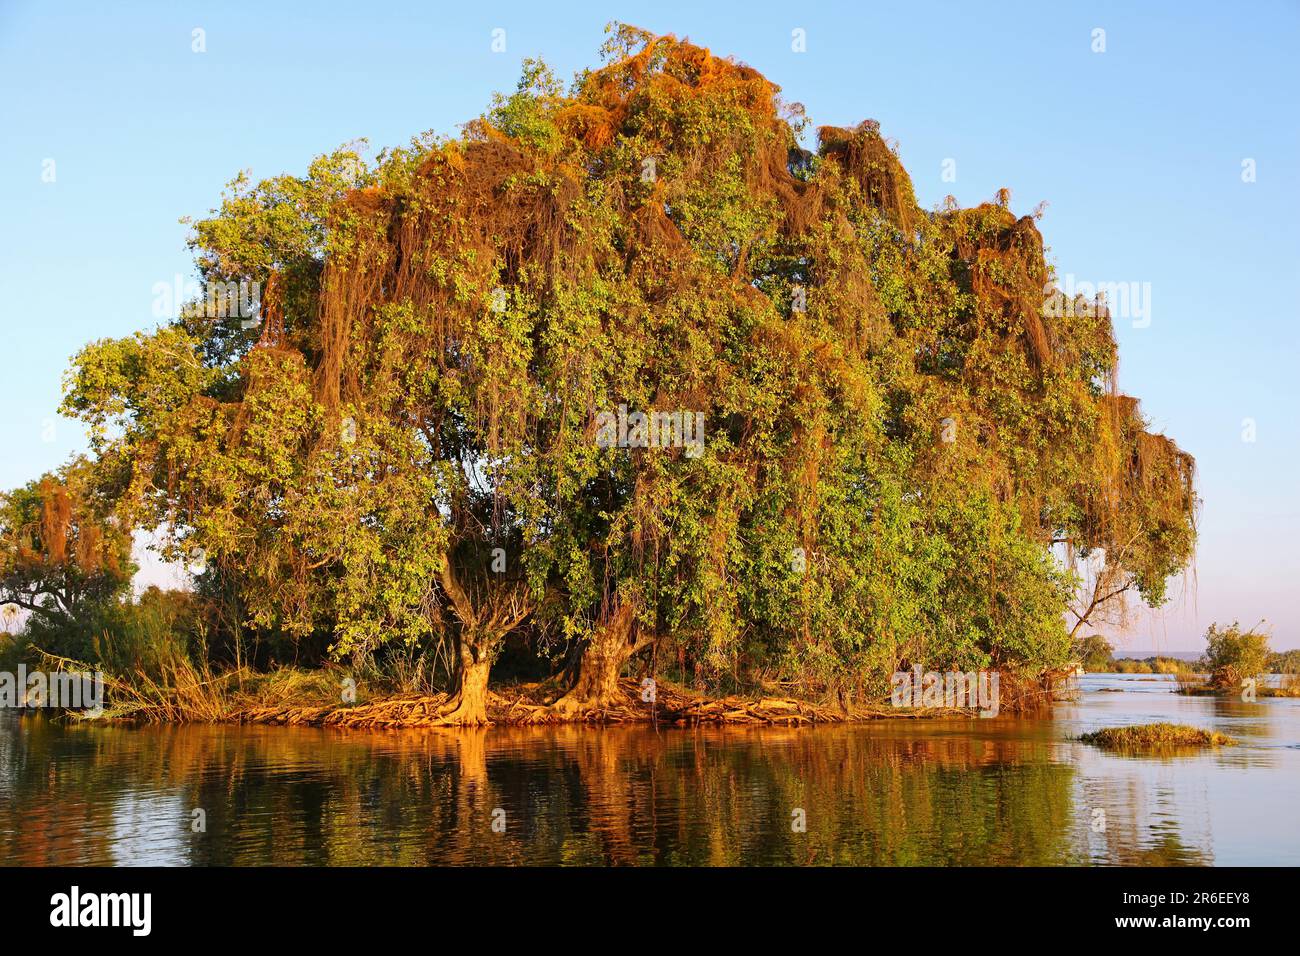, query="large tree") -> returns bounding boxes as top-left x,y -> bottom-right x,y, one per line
56,25 -> 1196,717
